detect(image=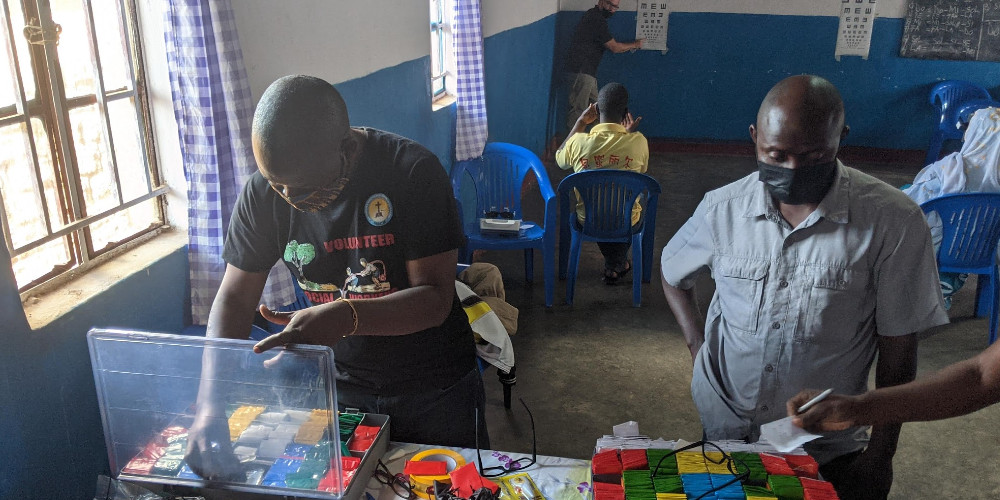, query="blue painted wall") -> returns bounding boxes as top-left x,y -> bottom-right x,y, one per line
484,15 -> 558,155
0,246 -> 188,499
336,57 -> 457,168
556,11 -> 1000,151
336,14 -> 558,165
